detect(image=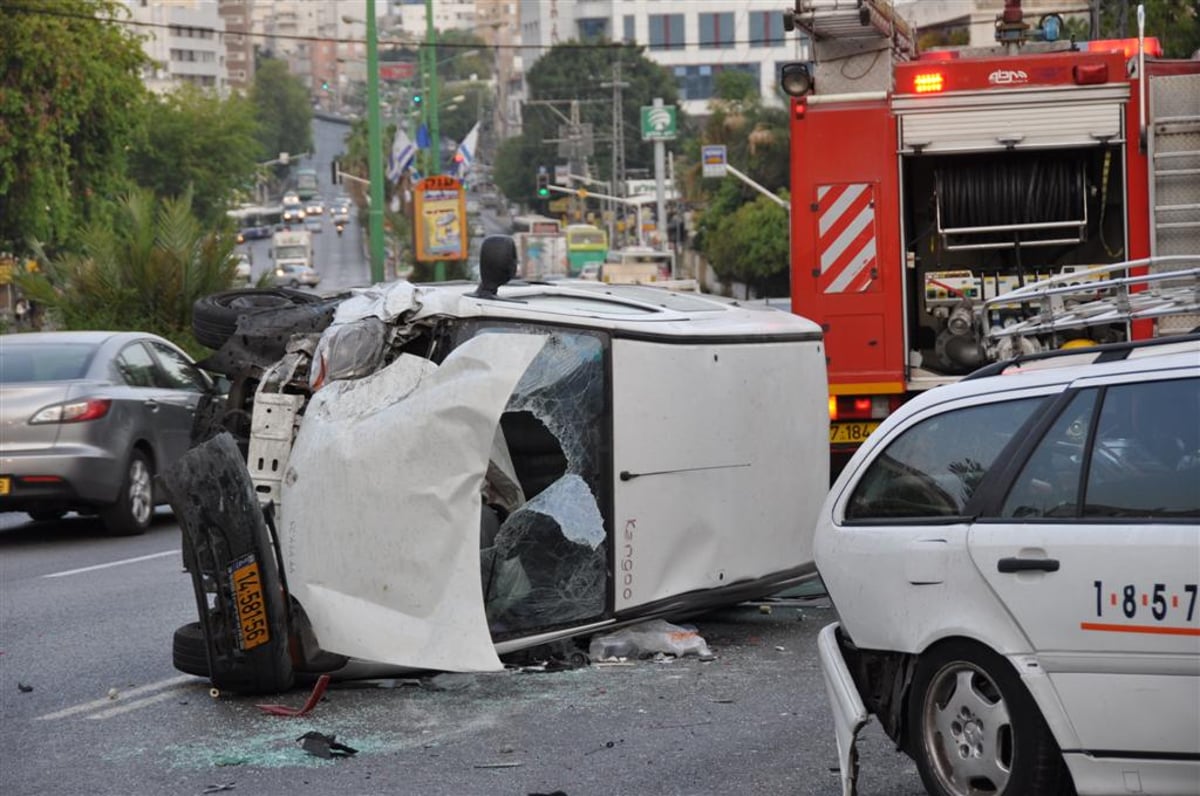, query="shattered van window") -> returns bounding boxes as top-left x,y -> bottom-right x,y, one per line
457,323 -> 611,637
